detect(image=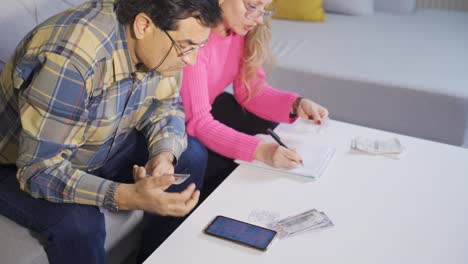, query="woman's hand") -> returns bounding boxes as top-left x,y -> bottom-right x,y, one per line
296,98 -> 329,124
254,143 -> 302,168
